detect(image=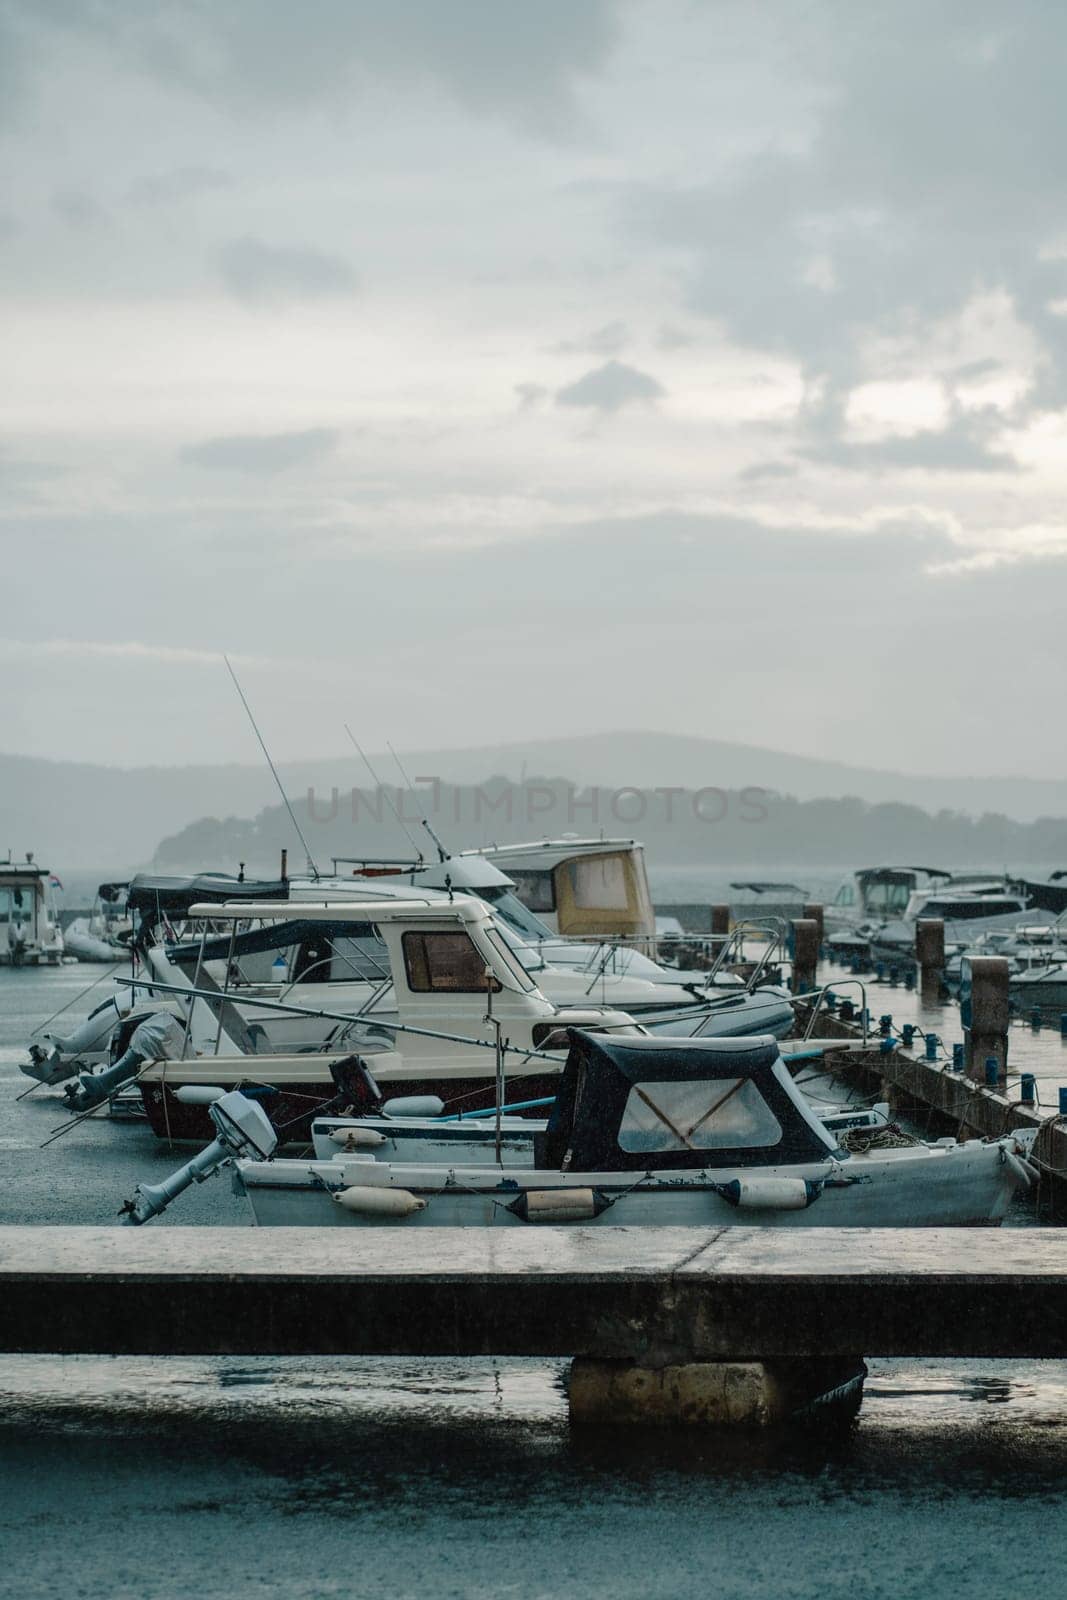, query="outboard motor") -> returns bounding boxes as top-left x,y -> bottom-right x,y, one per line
24,997 -> 132,1084
327,1054 -> 385,1115
121,1091 -> 277,1225
65,1011 -> 186,1112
